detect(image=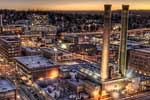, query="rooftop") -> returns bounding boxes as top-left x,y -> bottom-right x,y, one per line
135,48 -> 150,54
133,72 -> 150,81
36,79 -> 88,100
22,46 -> 40,53
15,55 -> 56,70
42,48 -> 71,55
0,79 -> 16,93
59,59 -> 87,65
0,37 -> 20,43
